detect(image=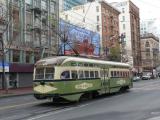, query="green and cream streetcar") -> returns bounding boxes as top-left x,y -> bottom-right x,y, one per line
33,56 -> 132,102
